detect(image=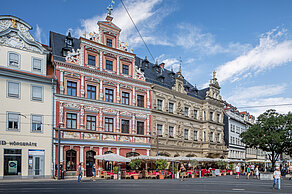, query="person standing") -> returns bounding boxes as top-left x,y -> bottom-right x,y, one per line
273,167 -> 282,190
179,164 -> 186,181
78,163 -> 82,182
235,164 -> 240,179
246,165 -> 251,179
91,164 -> 96,181
255,165 -> 260,180
251,164 -> 255,176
